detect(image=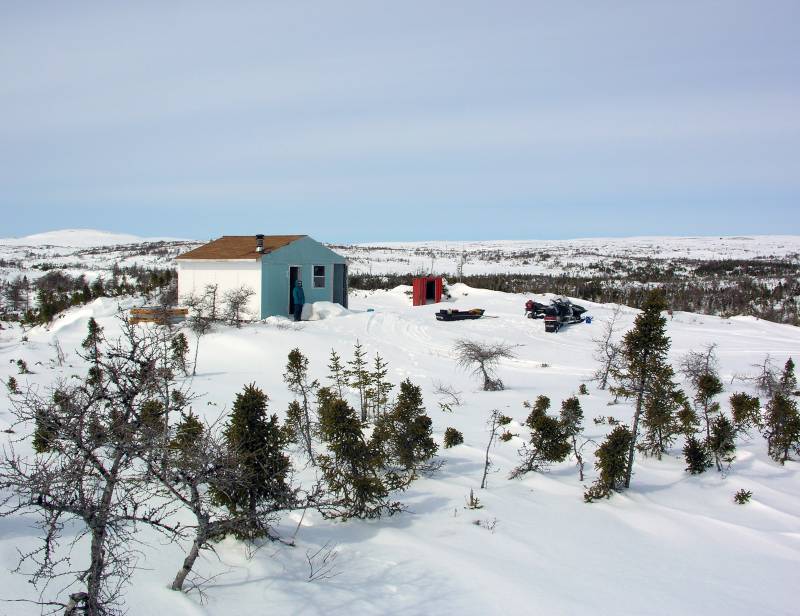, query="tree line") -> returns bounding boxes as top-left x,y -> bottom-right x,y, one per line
1,266 -> 177,325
